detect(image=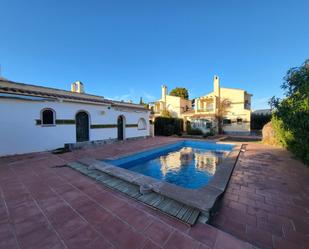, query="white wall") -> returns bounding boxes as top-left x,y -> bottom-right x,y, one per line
222,122 -> 250,134
0,98 -> 150,156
